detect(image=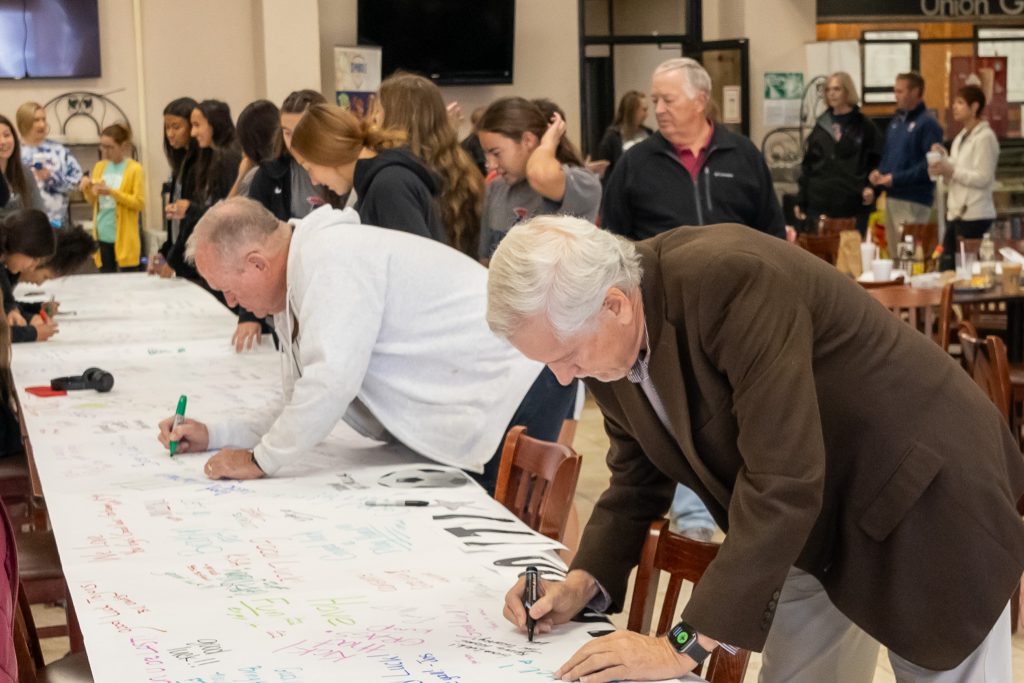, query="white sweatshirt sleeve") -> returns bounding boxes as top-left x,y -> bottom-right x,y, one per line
951,130 -> 999,190
206,399 -> 282,452
250,246 -> 386,475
